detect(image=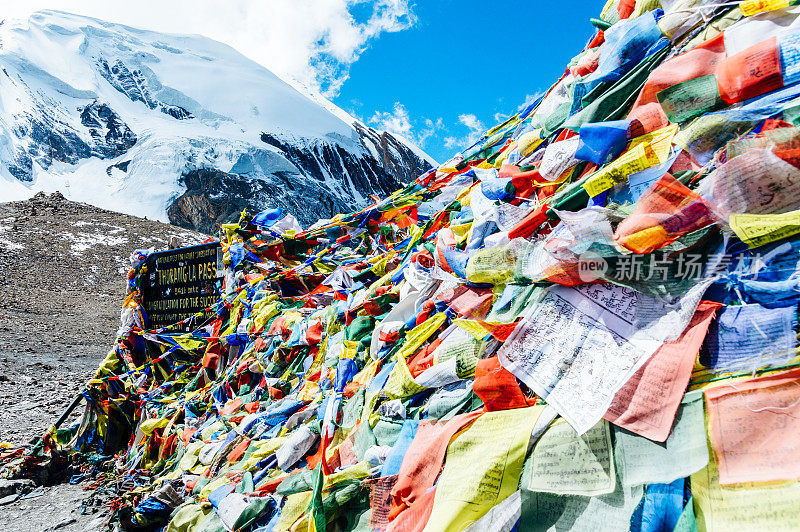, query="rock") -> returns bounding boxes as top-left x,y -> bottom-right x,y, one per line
0,494 -> 19,505
79,101 -> 137,158
0,479 -> 35,497
164,126 -> 431,234
9,400 -> 40,412
52,517 -> 77,529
